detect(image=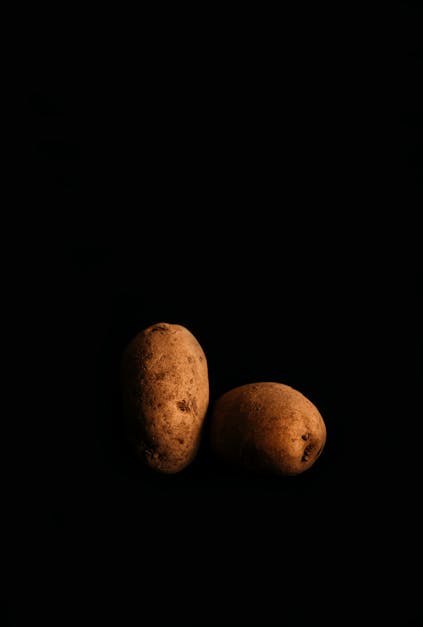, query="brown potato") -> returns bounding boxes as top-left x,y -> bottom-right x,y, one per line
210,382 -> 326,476
121,322 -> 209,473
